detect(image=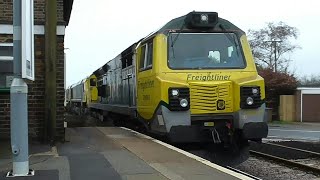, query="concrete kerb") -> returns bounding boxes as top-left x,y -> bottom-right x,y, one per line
269,122 -> 320,129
